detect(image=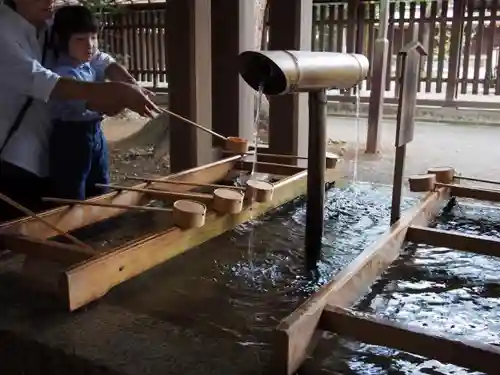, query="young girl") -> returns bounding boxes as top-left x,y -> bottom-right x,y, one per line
49,5 -> 110,200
